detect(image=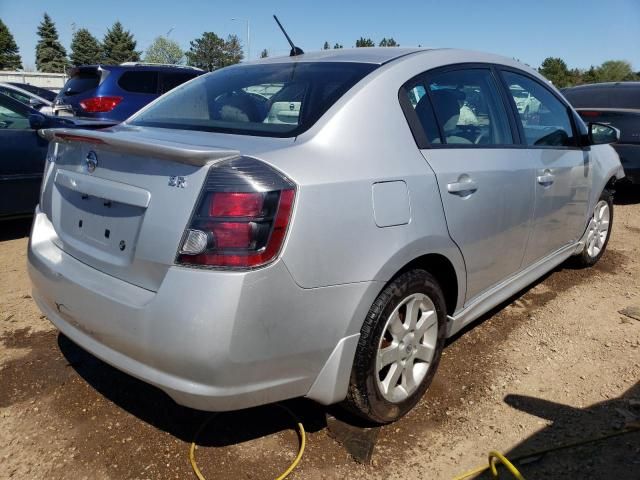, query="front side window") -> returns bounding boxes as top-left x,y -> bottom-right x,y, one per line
404,68 -> 513,146
129,62 -> 377,137
502,71 -> 576,147
0,98 -> 29,130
